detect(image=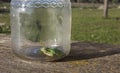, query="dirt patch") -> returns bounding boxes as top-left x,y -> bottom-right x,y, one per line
0,34 -> 120,73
